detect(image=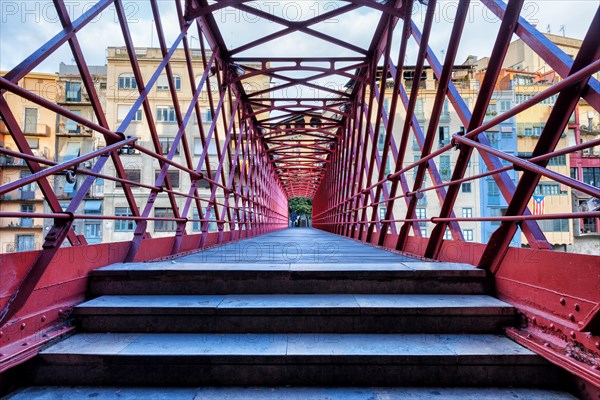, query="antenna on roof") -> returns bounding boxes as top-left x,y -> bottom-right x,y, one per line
559,25 -> 566,37
546,24 -> 551,34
